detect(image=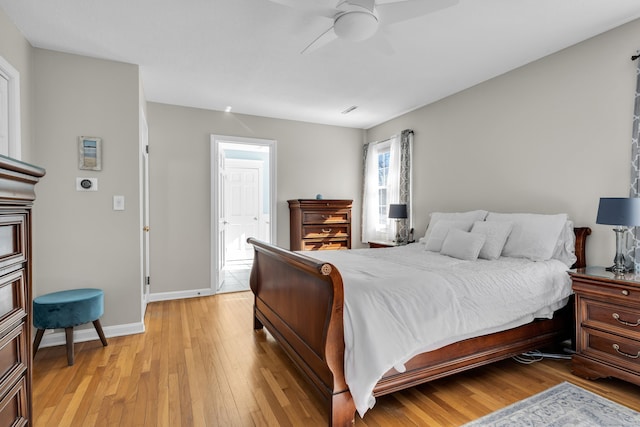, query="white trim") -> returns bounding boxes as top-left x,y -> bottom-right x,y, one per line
148,288 -> 213,302
36,322 -> 145,349
0,55 -> 21,160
